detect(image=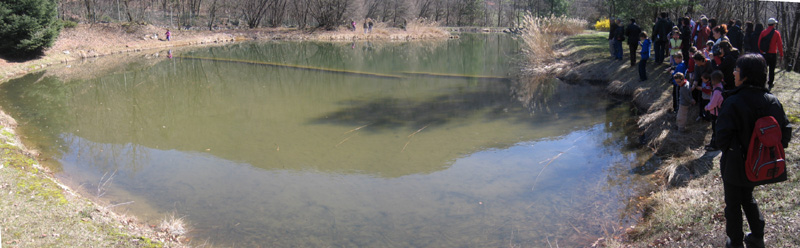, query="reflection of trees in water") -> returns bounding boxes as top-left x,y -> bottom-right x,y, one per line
510,74 -> 561,115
